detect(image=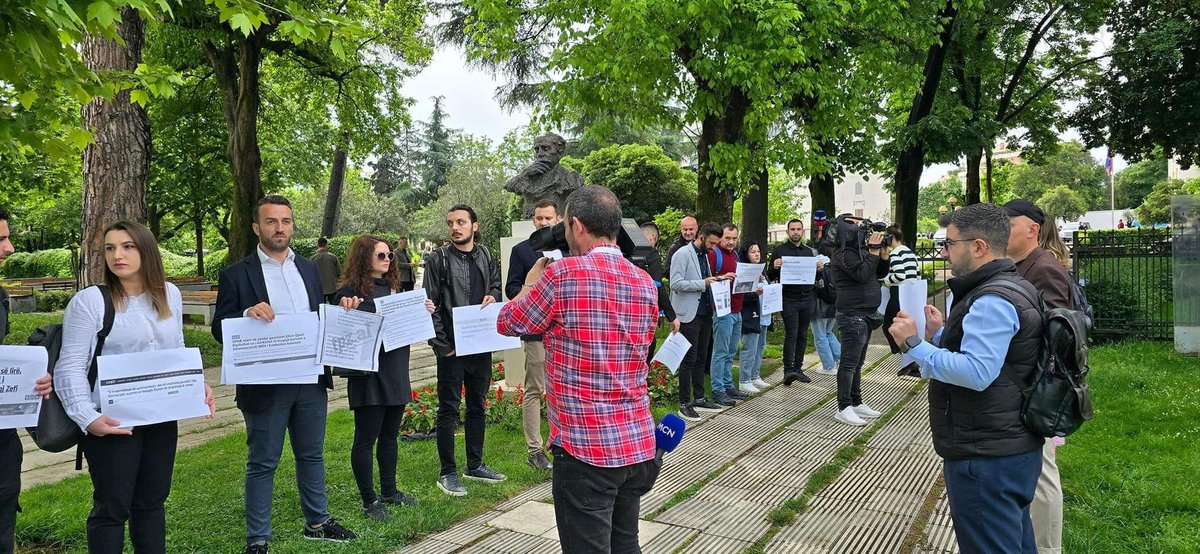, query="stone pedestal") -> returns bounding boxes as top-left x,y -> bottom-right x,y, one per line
500,220 -> 536,388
